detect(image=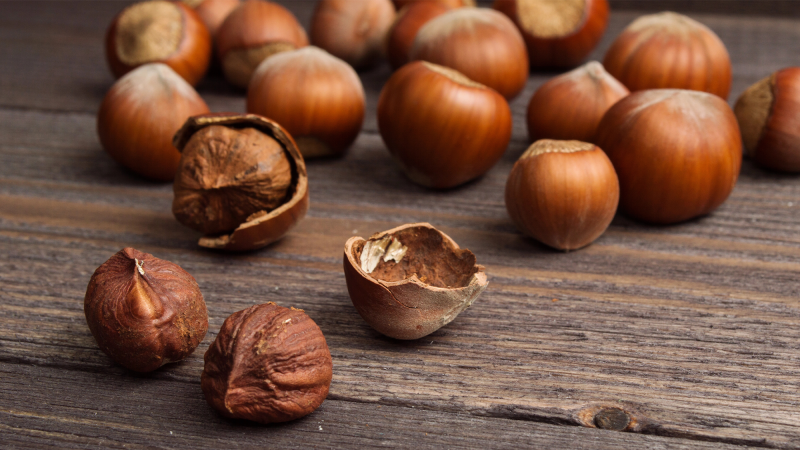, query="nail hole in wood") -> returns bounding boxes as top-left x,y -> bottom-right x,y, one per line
593,407 -> 630,431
